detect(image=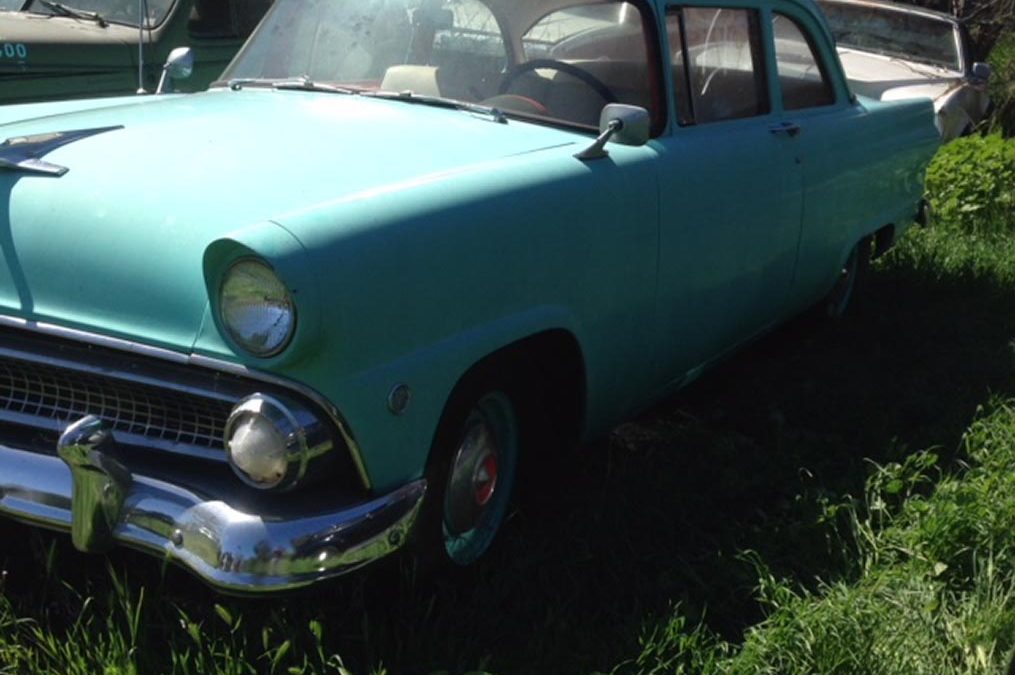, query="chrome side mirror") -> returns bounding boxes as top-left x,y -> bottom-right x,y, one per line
156,47 -> 195,94
575,104 -> 650,161
602,104 -> 650,146
971,62 -> 992,83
